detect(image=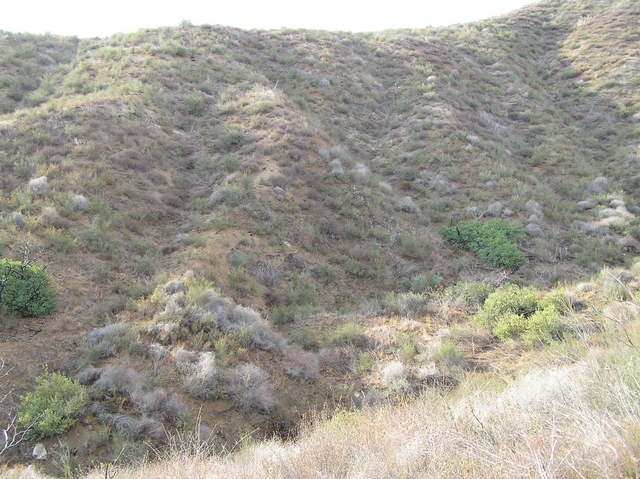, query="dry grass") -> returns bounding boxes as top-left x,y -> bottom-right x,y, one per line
78,317 -> 640,479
